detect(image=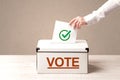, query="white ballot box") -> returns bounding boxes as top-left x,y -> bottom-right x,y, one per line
36,40 -> 89,73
